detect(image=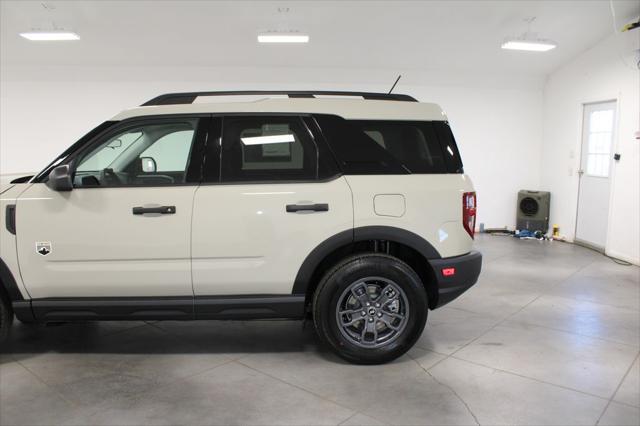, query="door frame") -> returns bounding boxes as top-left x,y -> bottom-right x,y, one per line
573,97 -> 620,253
